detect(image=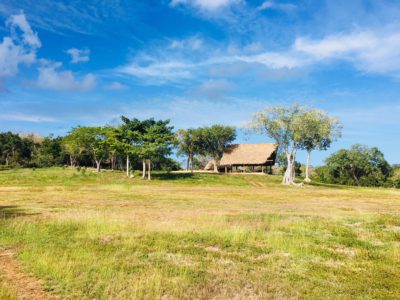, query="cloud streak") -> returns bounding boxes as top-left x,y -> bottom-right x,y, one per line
257,1 -> 297,12
117,26 -> 400,84
170,0 -> 239,11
